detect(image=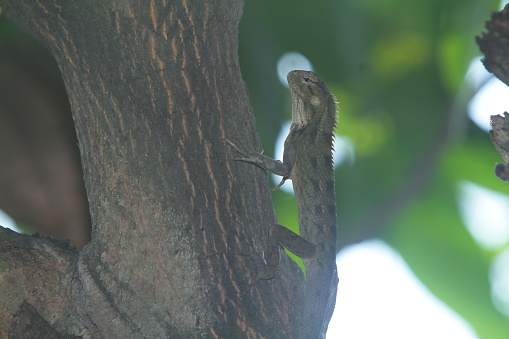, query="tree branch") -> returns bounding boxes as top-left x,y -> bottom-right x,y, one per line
0,227 -> 79,336
477,4 -> 509,181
